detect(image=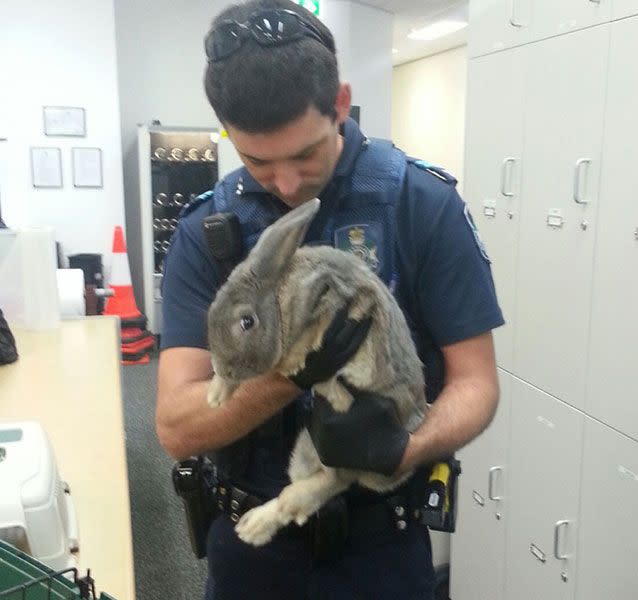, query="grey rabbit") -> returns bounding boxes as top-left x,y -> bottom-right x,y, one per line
206,197 -> 427,546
